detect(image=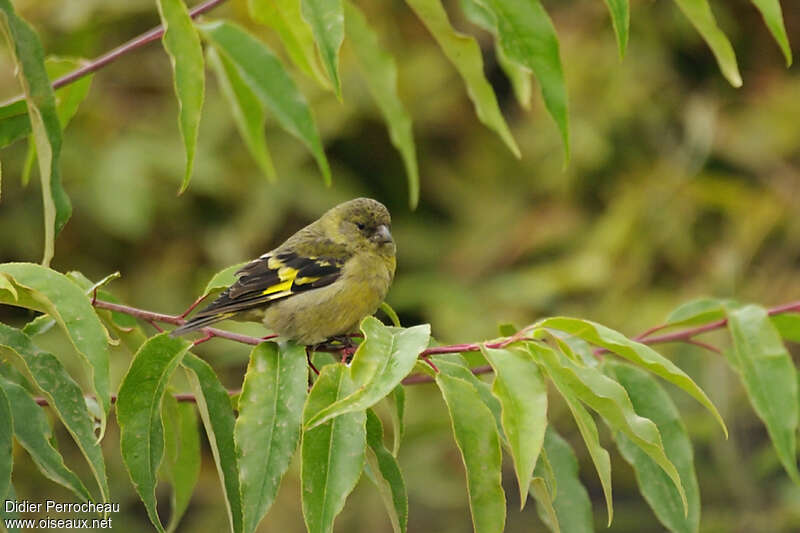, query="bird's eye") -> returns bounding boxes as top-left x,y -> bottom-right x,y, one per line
356,222 -> 366,231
